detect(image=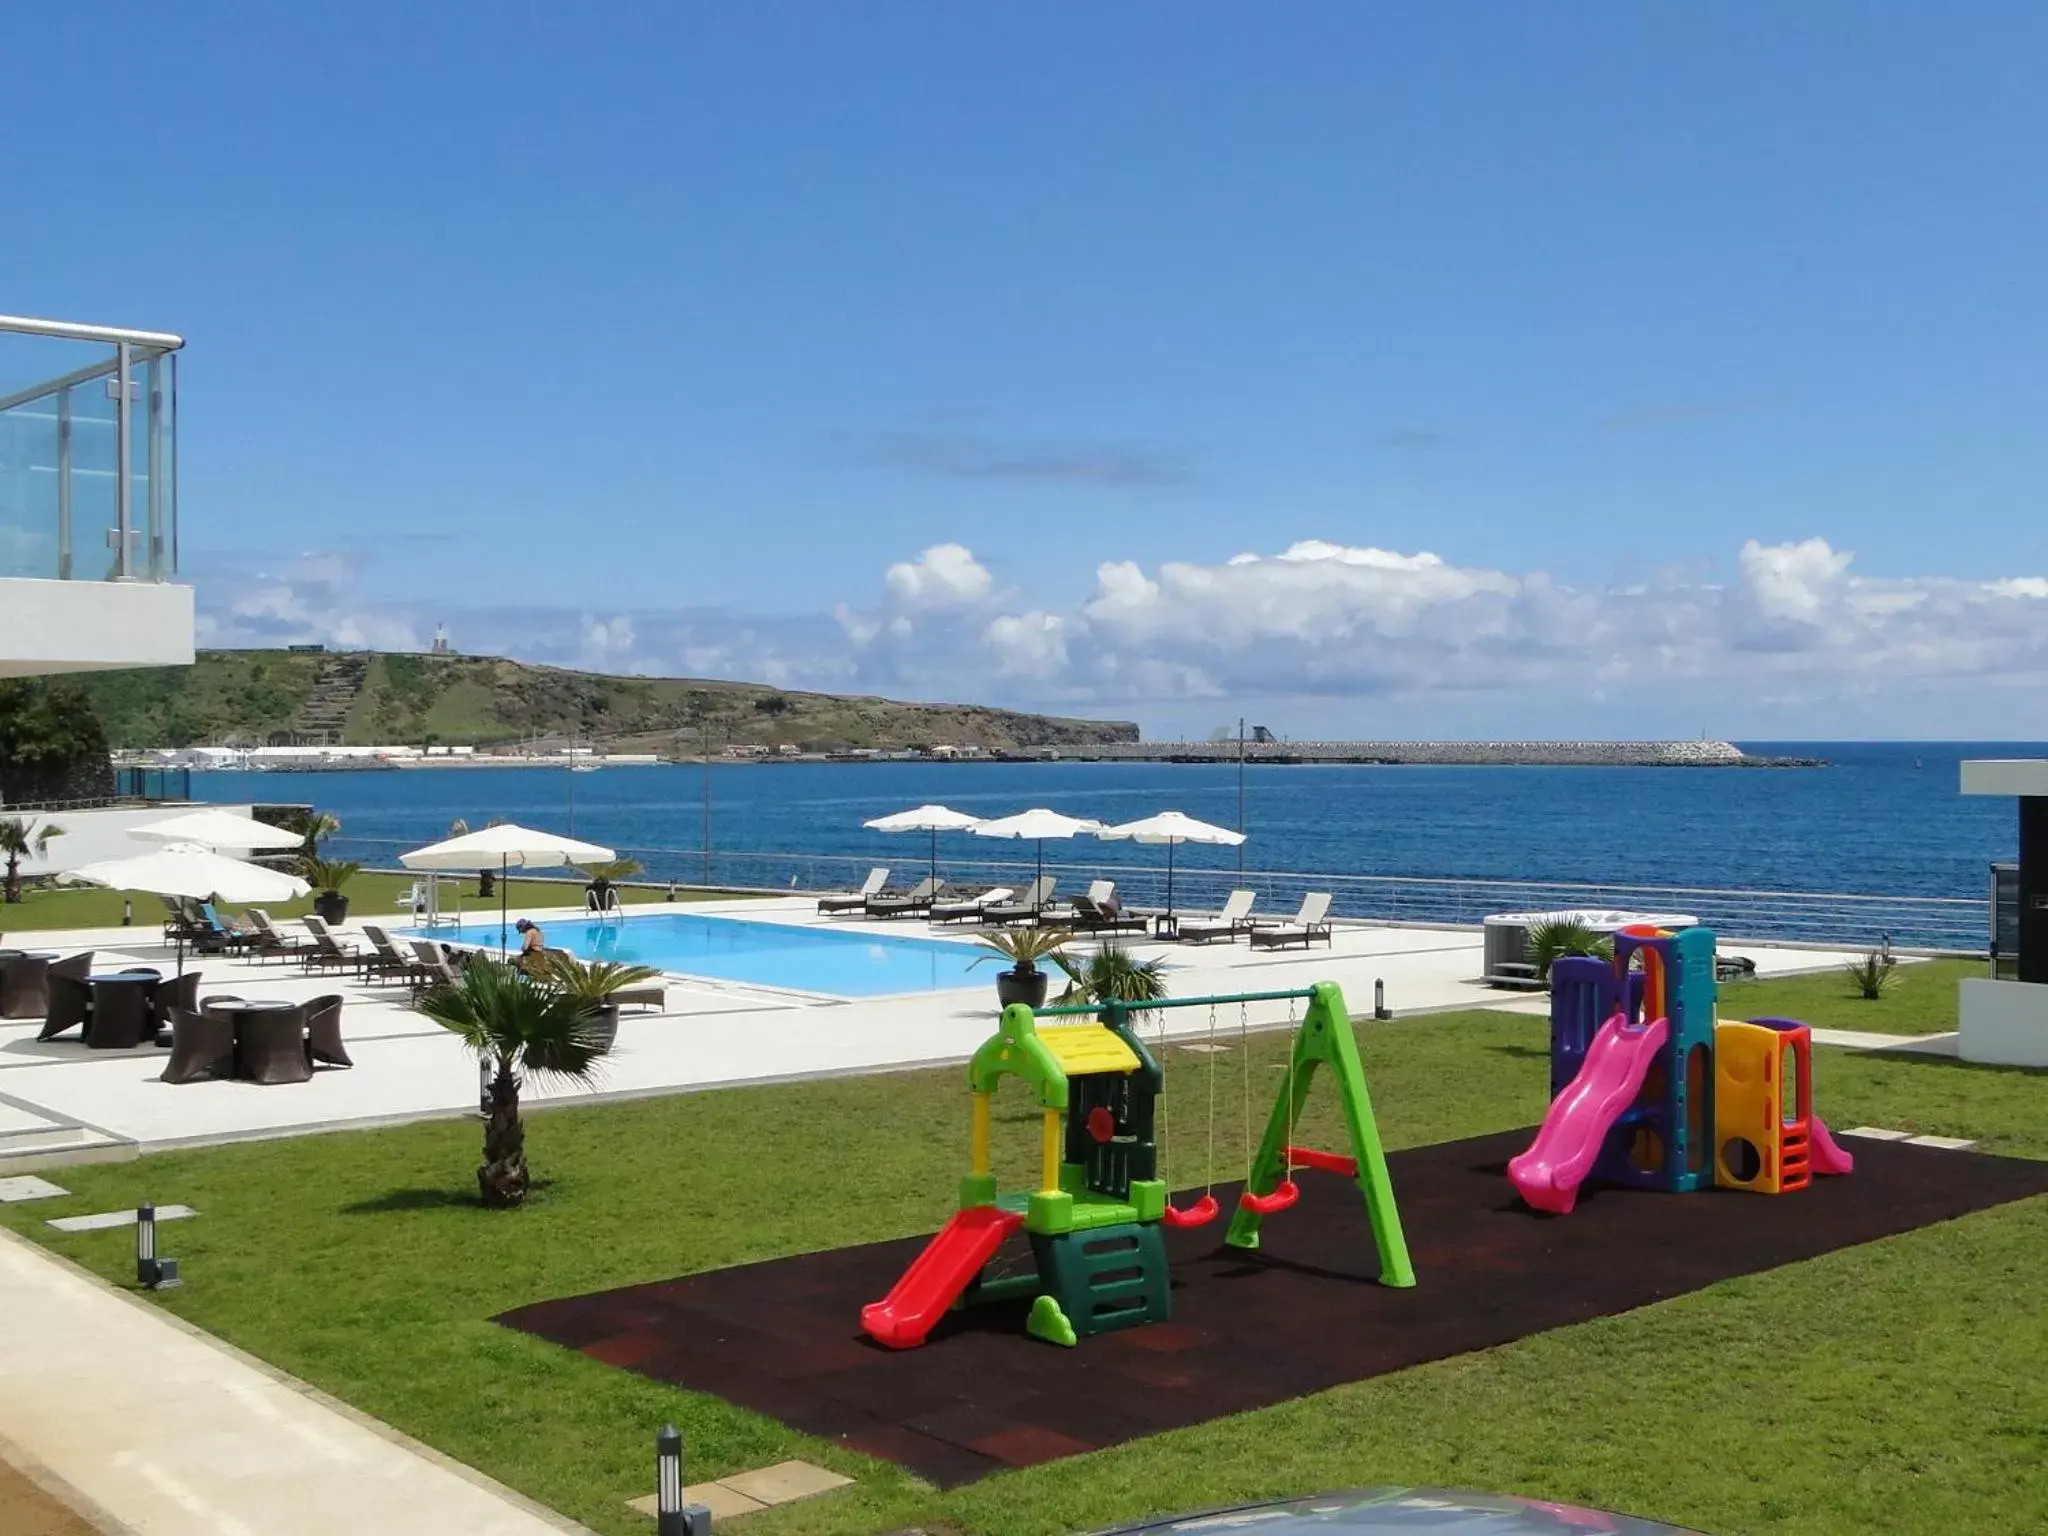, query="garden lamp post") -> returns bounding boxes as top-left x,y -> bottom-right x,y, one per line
656,1424 -> 711,1535
135,1202 -> 178,1290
